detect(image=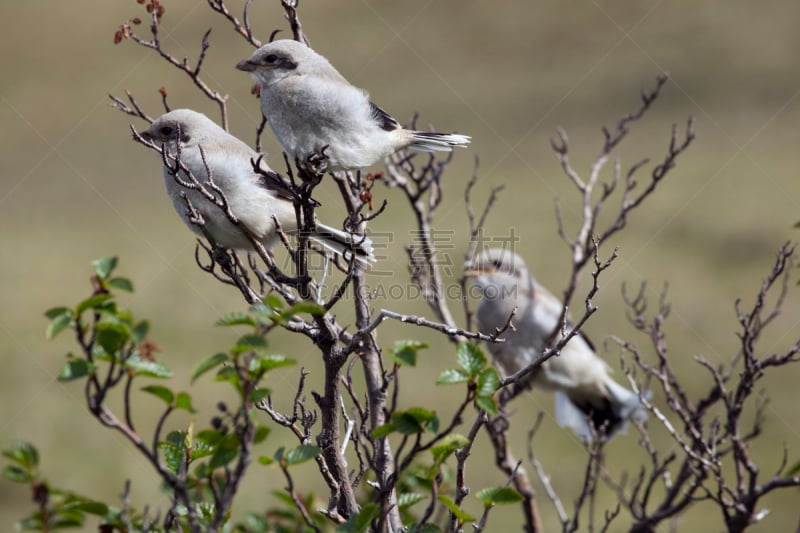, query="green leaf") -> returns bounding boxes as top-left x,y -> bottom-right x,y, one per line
131,320 -> 149,343
232,334 -> 267,355
398,492 -> 426,510
391,340 -> 428,367
141,385 -> 174,404
438,495 -> 475,522
431,433 -> 470,469
456,343 -> 486,376
2,465 -> 30,483
216,312 -> 257,327
476,367 -> 499,398
436,368 -> 470,385
175,392 -> 194,413
371,422 -> 395,439
337,502 -> 379,533
3,441 -> 39,468
44,307 -> 71,320
46,312 -> 73,340
58,359 -> 96,381
258,456 -> 275,465
159,441 -> 184,474
251,388 -> 270,404
191,353 -> 228,383
63,500 -> 109,516
253,425 -> 270,444
284,444 -> 320,466
126,355 -> 172,378
788,460 -> 800,476
255,353 -> 295,372
476,395 -> 498,415
286,301 -> 325,316
96,322 -> 130,355
108,277 -> 134,292
391,408 -> 438,435
209,434 -> 240,469
476,486 -> 523,506
75,294 -> 115,316
92,257 -> 118,279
